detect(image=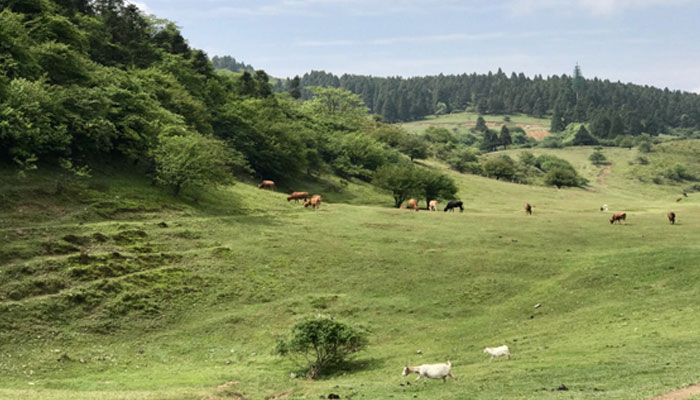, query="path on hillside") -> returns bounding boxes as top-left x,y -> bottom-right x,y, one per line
649,383 -> 700,399
597,165 -> 612,187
